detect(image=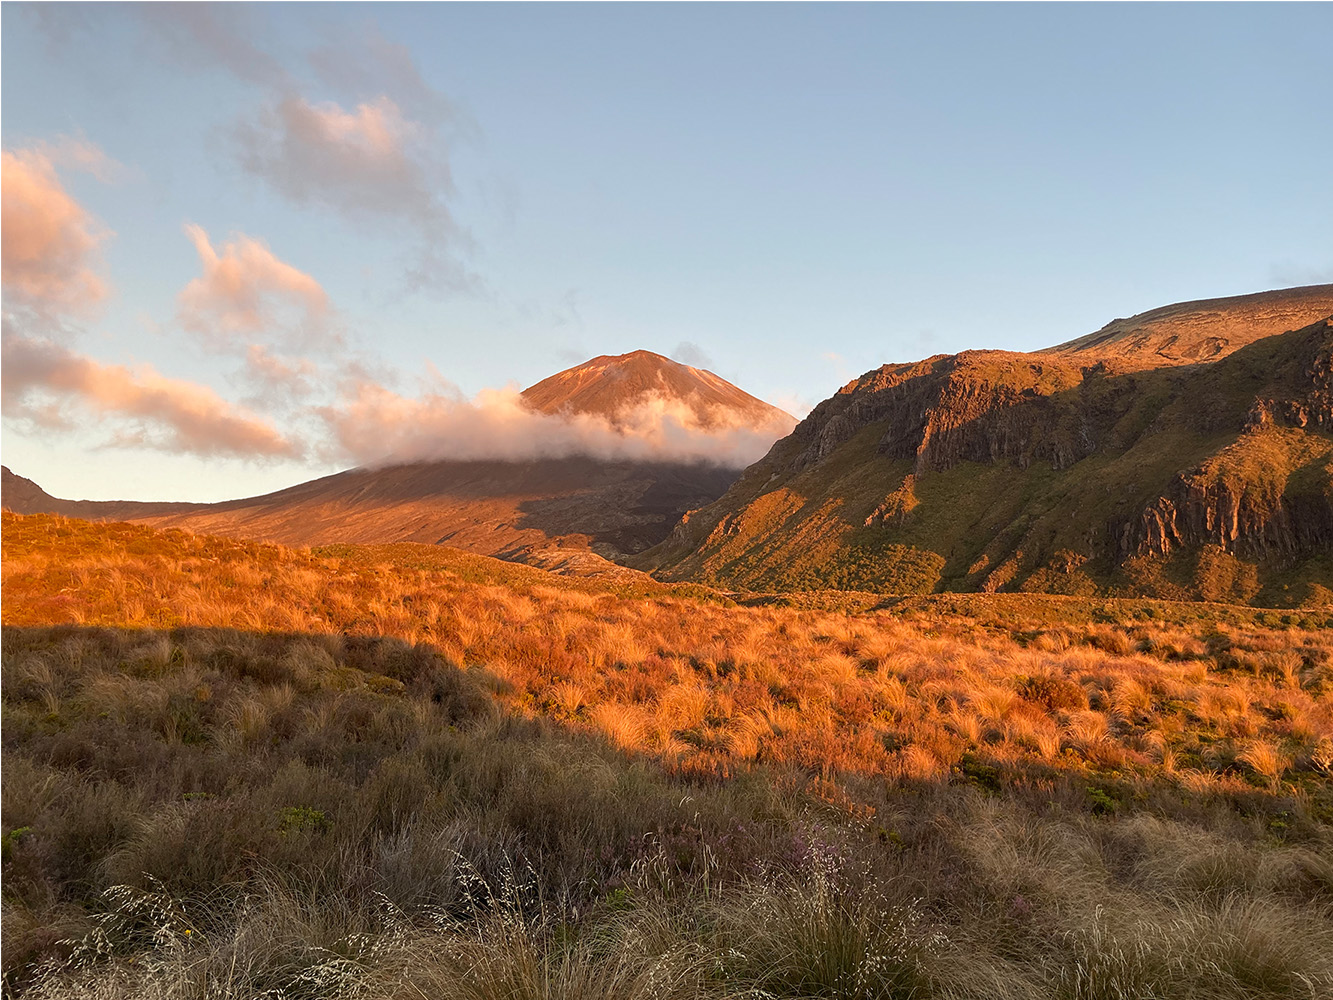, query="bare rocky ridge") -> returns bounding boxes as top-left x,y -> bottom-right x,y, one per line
2,352 -> 793,572
644,288 -> 1333,606
1045,284 -> 1333,368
